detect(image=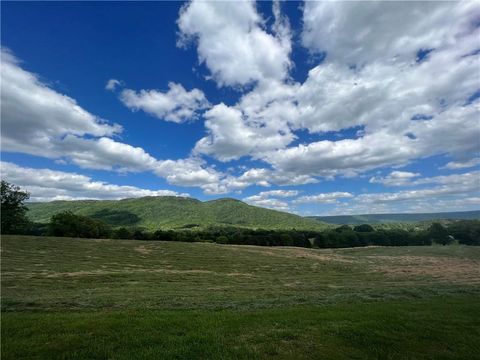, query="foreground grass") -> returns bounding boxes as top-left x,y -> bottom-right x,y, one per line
2,236 -> 480,358
3,297 -> 480,360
